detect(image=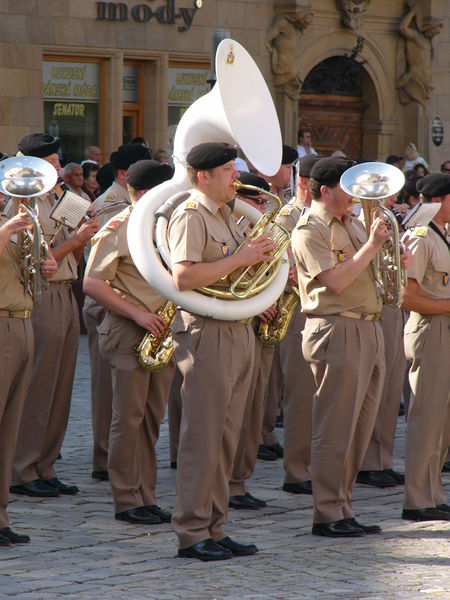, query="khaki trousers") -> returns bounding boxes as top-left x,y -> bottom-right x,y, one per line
230,338 -> 274,496
12,283 -> 80,484
262,345 -> 281,446
403,313 -> 450,509
0,318 -> 33,528
98,312 -> 175,513
361,305 -> 407,470
302,316 -> 385,523
82,297 -> 113,472
172,312 -> 254,549
281,306 -> 315,484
